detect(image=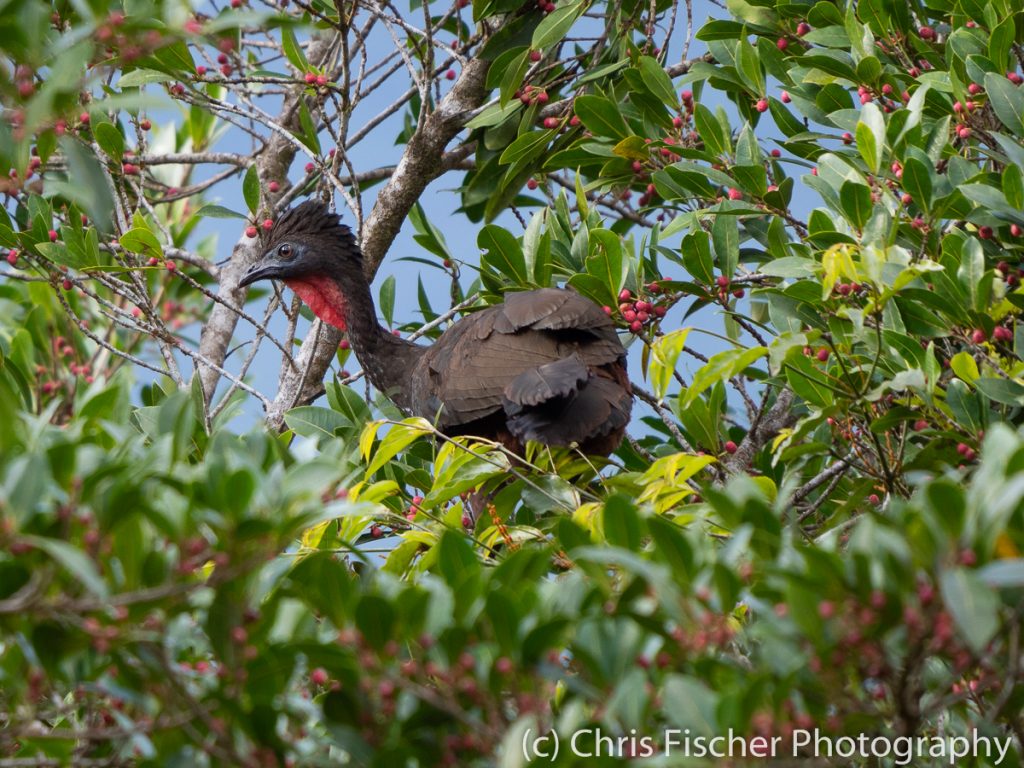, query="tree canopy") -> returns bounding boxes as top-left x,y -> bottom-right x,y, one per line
2,0 -> 1024,764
